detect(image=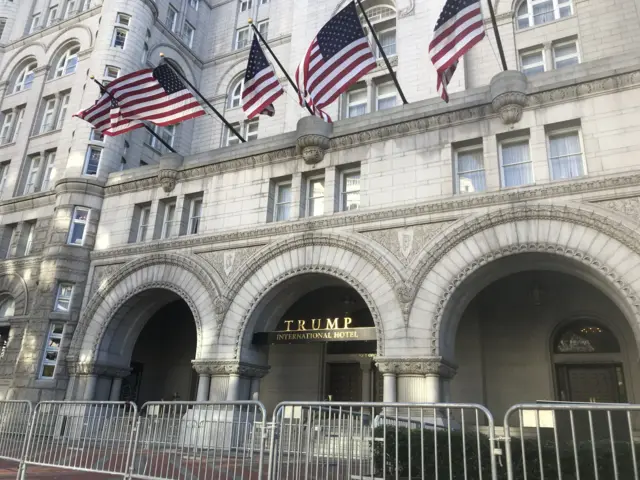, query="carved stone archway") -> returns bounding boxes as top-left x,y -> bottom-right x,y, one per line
0,274 -> 28,316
